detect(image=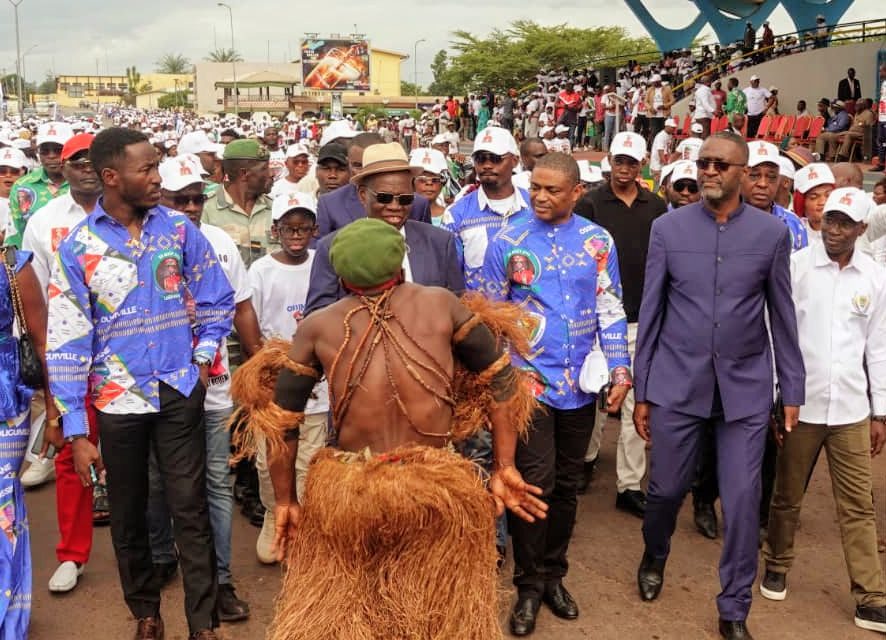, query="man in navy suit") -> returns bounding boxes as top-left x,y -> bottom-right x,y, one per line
306,142 -> 464,314
316,135 -> 432,238
632,132 -> 805,640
